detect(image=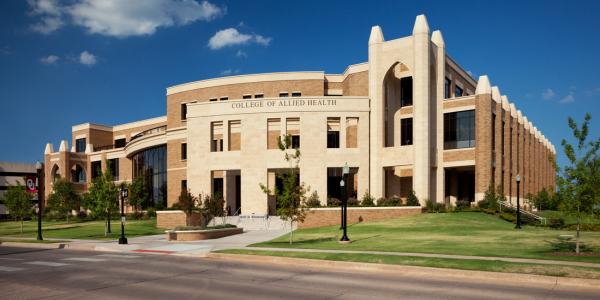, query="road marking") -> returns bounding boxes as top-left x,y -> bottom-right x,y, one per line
0,266 -> 25,272
62,257 -> 107,262
96,254 -> 142,259
25,261 -> 70,267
